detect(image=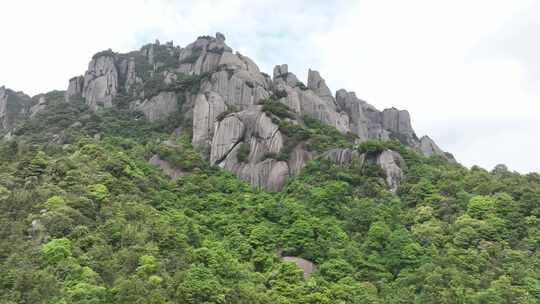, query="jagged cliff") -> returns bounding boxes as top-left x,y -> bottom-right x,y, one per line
1,33 -> 455,191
